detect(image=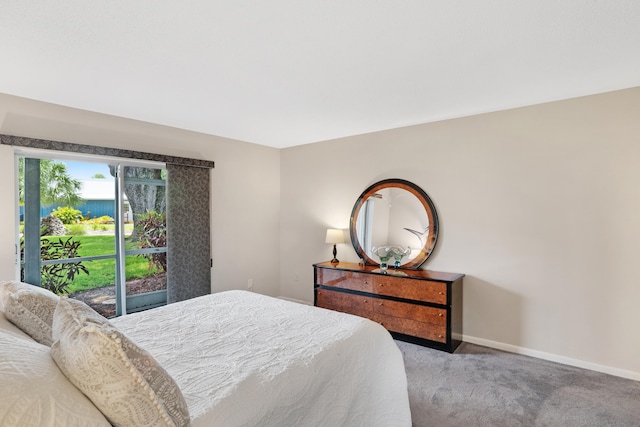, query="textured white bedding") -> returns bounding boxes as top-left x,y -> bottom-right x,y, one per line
112,290 -> 412,427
